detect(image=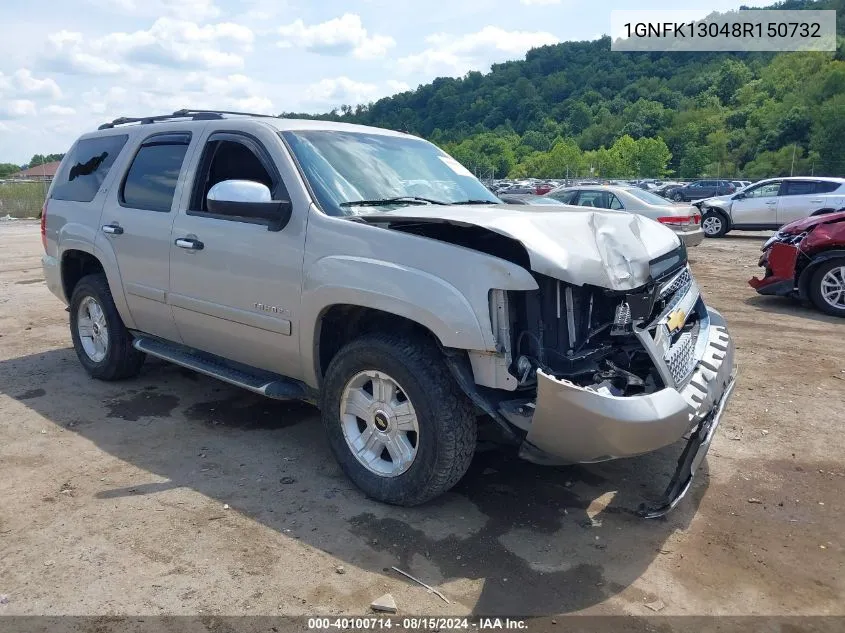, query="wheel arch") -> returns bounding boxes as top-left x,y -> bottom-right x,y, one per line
797,249 -> 845,300
311,304 -> 455,389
